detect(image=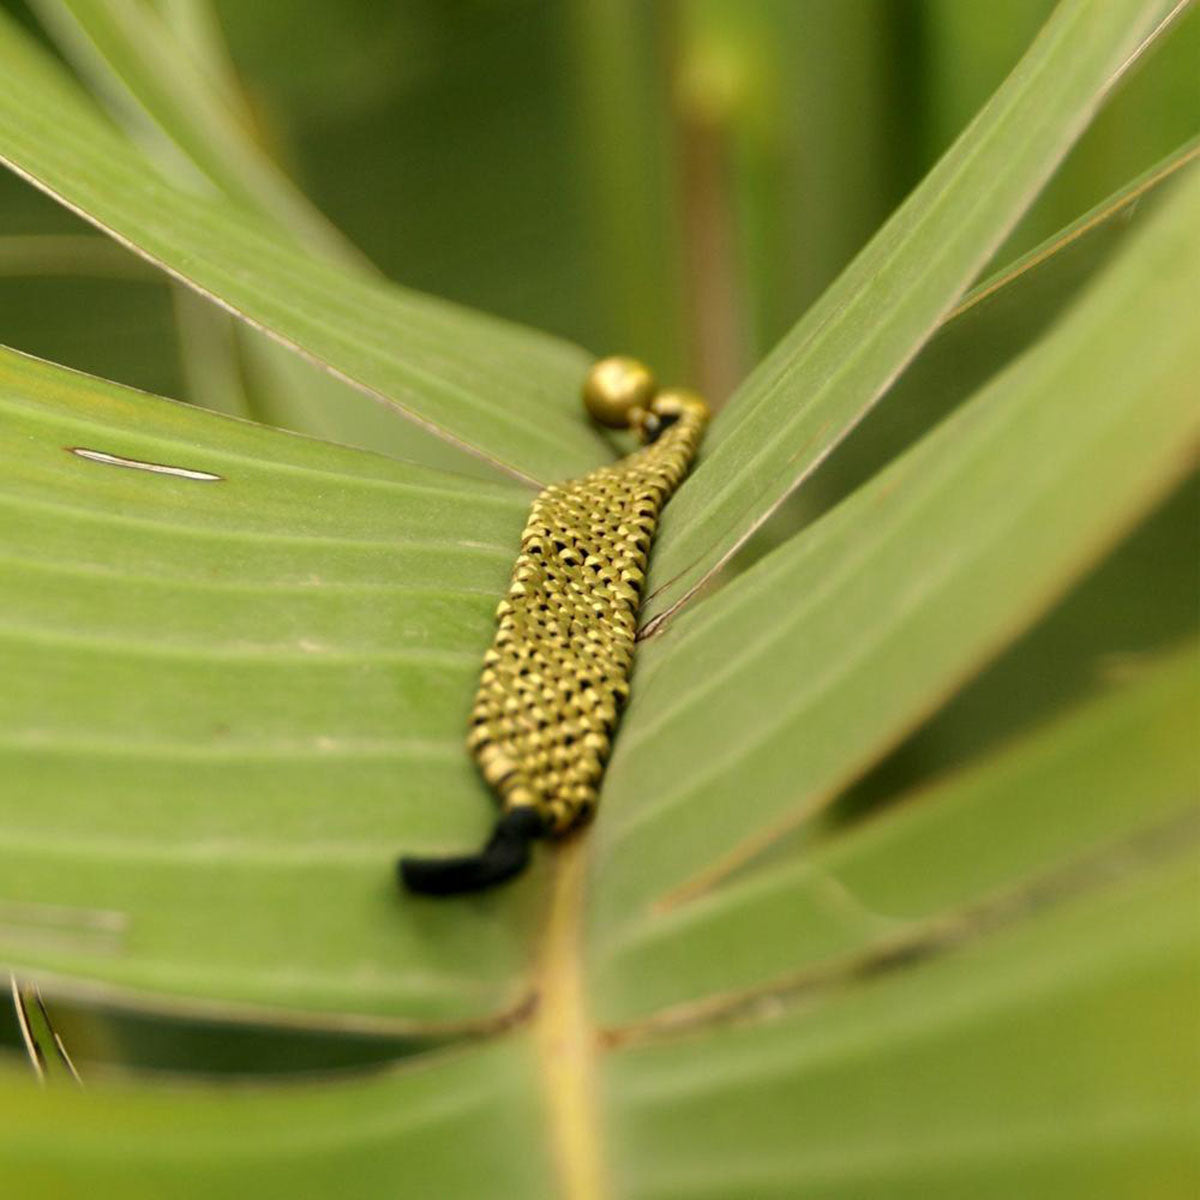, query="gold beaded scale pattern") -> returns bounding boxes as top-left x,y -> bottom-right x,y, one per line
467,357 -> 709,837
